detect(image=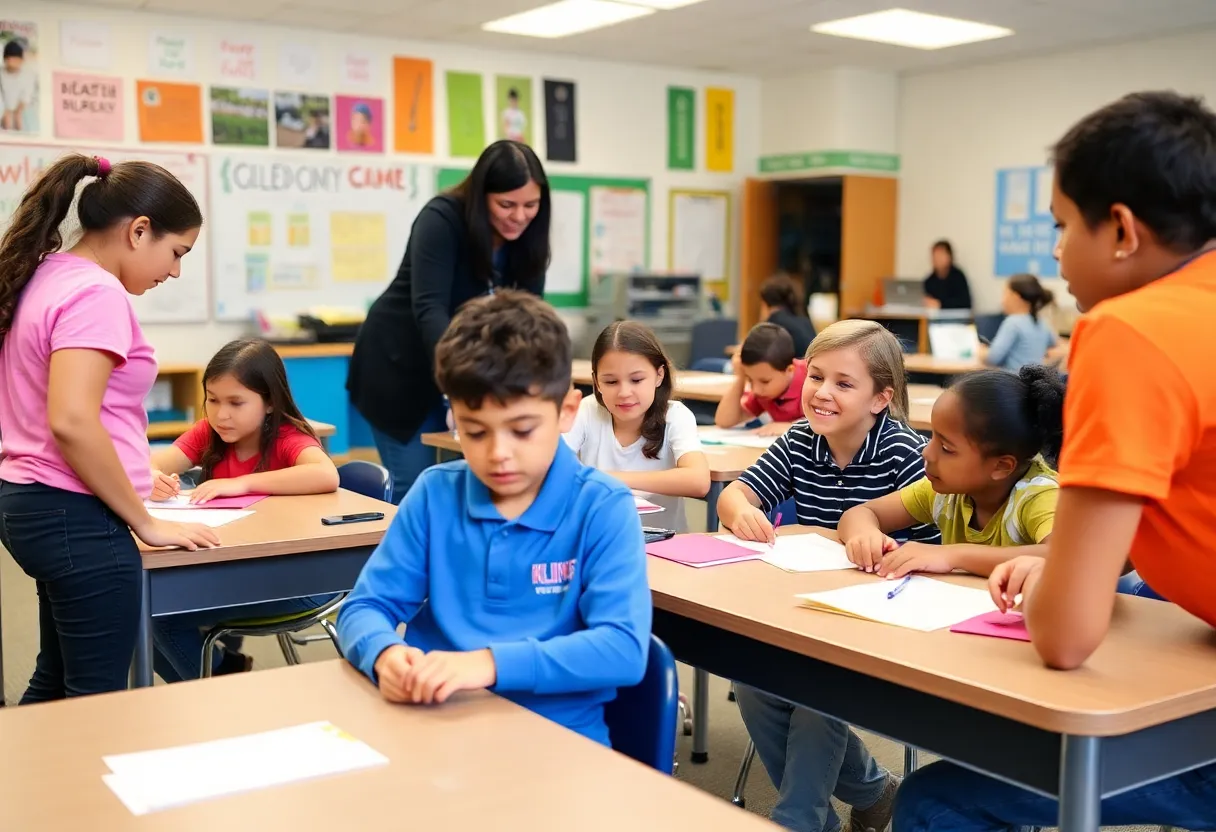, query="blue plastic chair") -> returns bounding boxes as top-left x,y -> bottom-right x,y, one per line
605,634 -> 679,774
337,460 -> 393,502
